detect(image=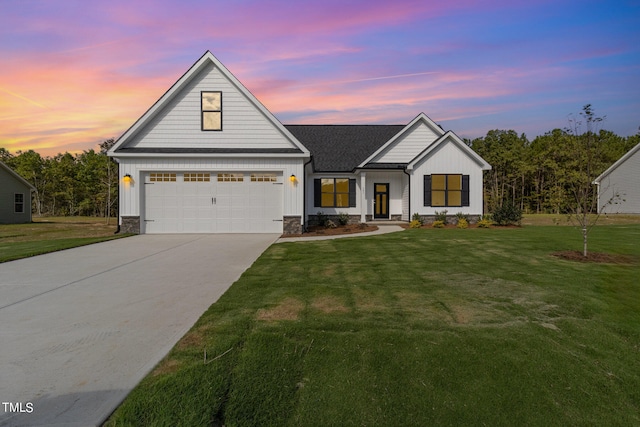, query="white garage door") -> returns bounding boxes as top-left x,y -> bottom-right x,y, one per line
144,172 -> 283,233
